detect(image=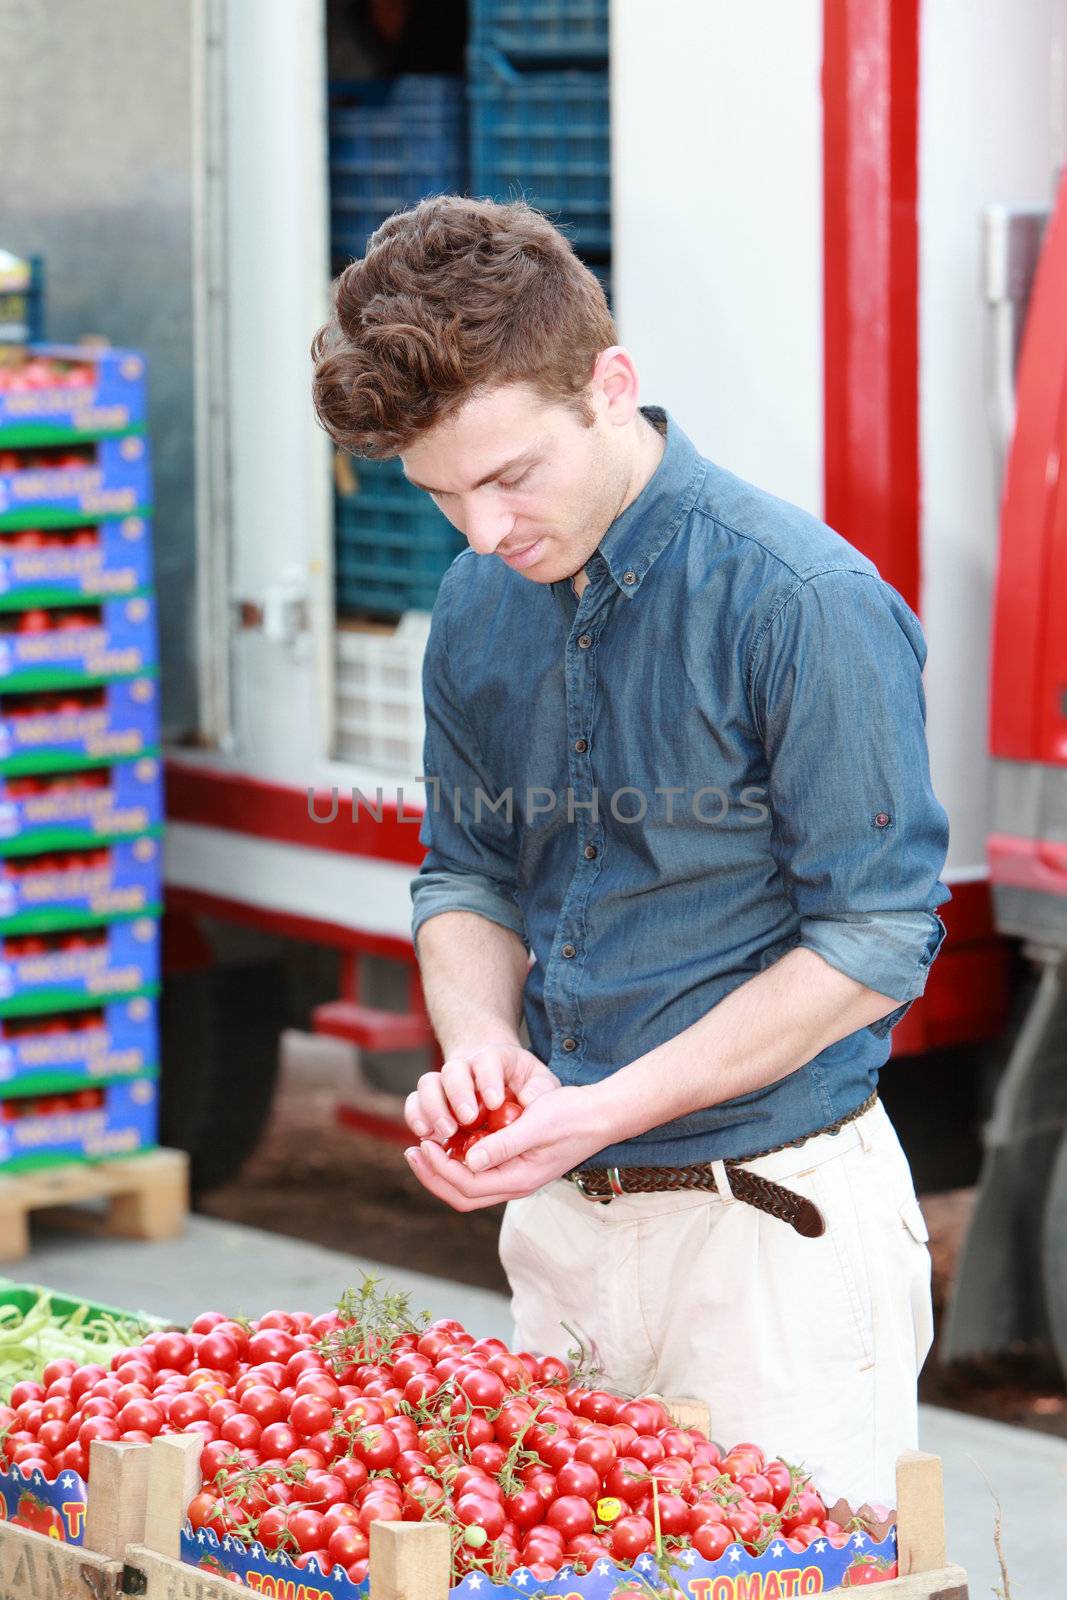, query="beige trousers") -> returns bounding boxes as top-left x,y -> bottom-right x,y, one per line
499,1098 -> 932,1507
